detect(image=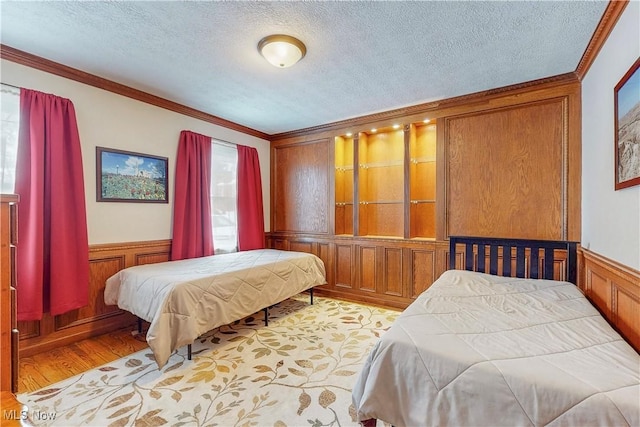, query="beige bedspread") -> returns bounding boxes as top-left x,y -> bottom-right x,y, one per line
352,269 -> 640,426
105,249 -> 326,369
